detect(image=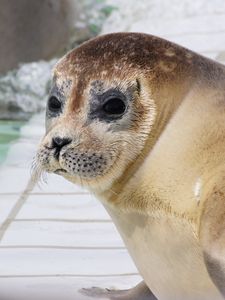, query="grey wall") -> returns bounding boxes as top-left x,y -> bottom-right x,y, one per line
0,0 -> 78,73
